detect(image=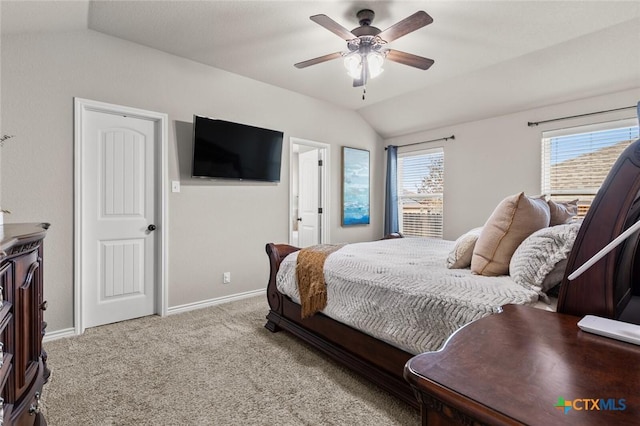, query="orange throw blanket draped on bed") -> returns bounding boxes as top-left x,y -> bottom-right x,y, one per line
296,244 -> 344,318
